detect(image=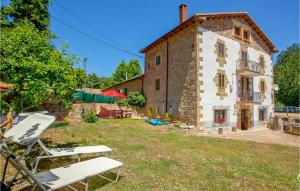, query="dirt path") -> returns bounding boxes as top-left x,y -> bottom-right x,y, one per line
191,128 -> 300,147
